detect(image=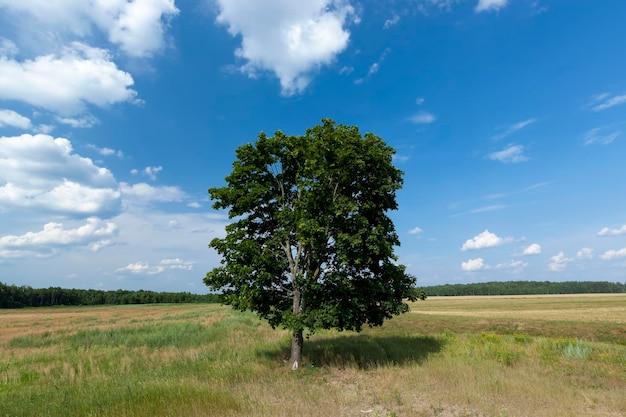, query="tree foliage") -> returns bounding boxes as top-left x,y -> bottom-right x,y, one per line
204,119 -> 415,368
